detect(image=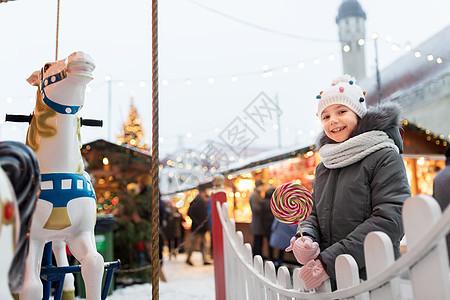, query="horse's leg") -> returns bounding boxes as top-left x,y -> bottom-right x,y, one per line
67,232 -> 104,300
53,240 -> 75,300
20,238 -> 45,300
